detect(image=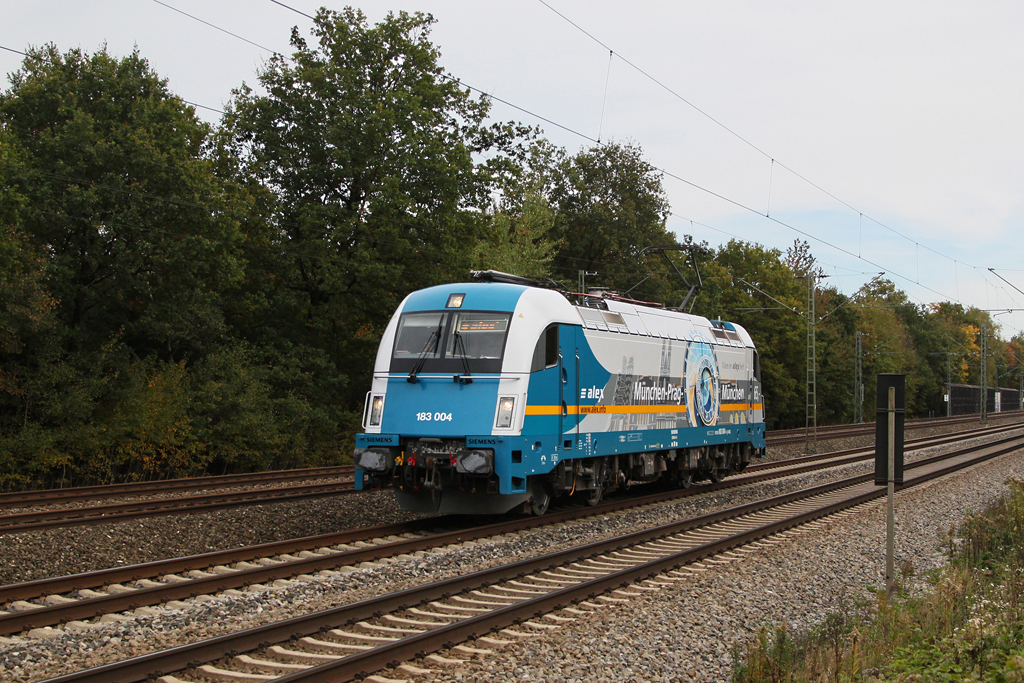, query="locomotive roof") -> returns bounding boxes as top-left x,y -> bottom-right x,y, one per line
401,281 -> 544,314
399,282 -> 756,349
